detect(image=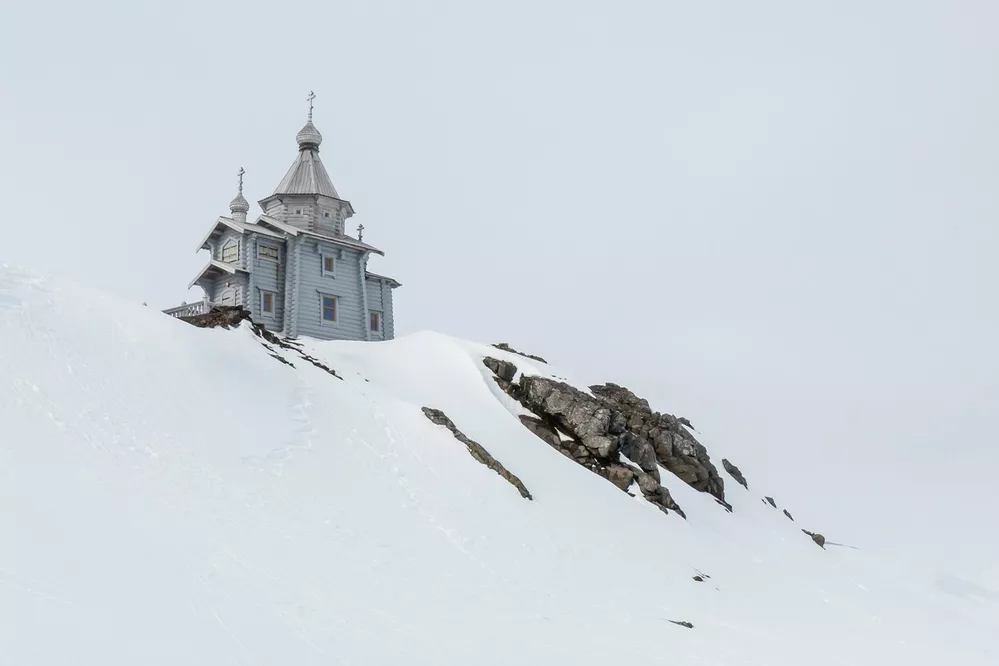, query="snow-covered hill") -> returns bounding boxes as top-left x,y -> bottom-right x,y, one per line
1,264 -> 996,665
